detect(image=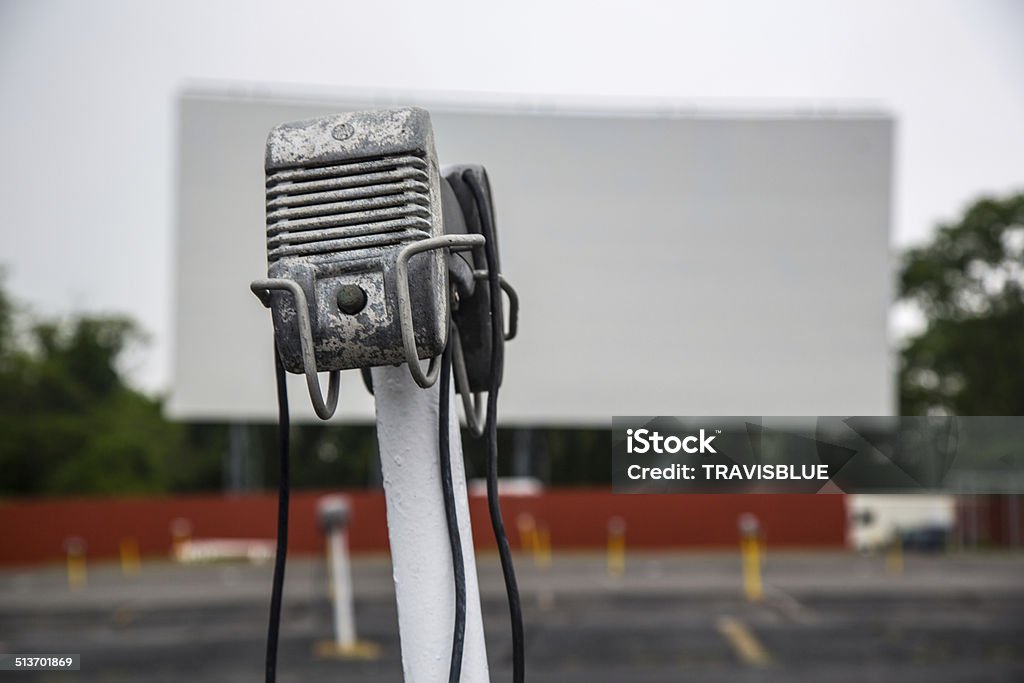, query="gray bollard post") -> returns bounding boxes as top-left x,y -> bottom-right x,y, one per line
314,495 -> 379,660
